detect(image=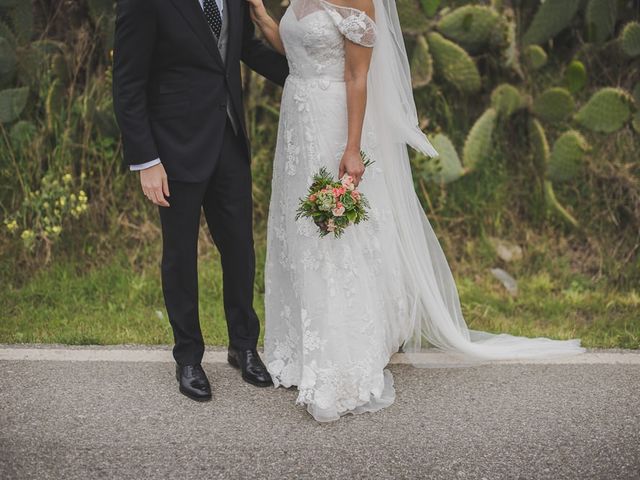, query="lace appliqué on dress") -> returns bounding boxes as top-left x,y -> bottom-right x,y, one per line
320,0 -> 377,48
